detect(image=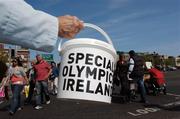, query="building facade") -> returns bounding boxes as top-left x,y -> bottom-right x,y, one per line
175,56 -> 180,67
